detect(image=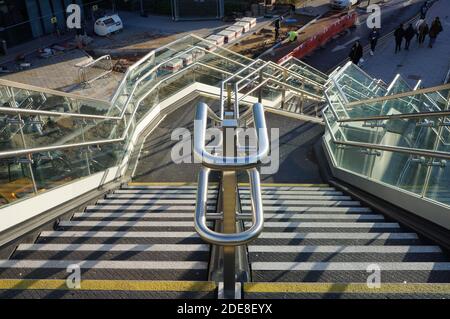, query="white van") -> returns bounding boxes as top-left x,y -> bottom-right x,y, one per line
330,0 -> 359,10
